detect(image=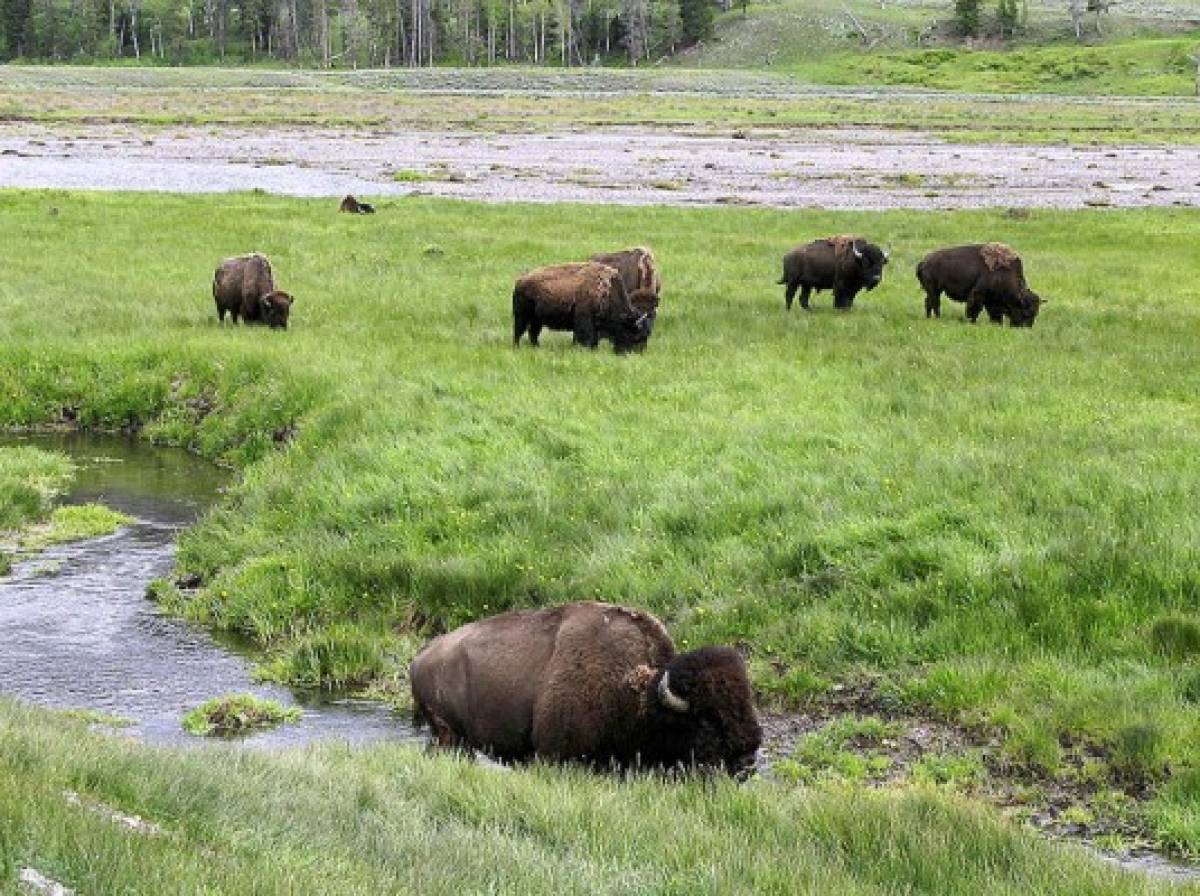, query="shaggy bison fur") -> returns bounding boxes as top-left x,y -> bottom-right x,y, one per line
779,235 -> 889,311
212,253 -> 295,329
512,262 -> 656,351
410,601 -> 763,776
917,243 -> 1043,327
